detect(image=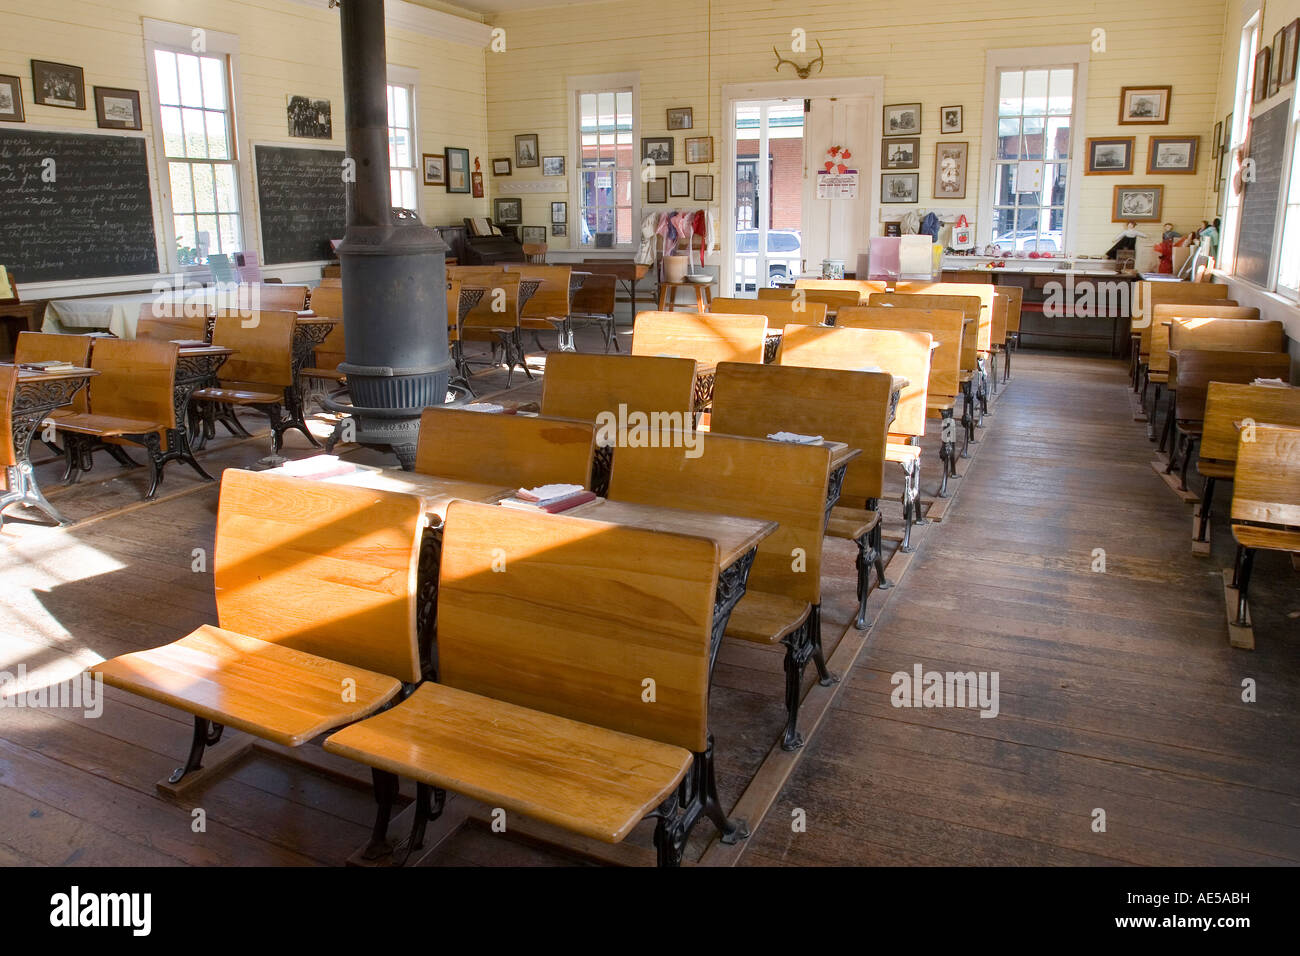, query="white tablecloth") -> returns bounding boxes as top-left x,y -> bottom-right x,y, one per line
43,288 -> 220,339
